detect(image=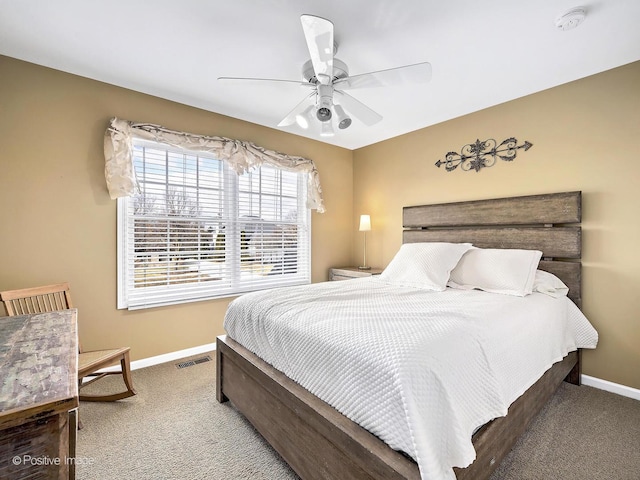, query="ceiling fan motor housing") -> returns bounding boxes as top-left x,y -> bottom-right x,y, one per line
302,58 -> 349,84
